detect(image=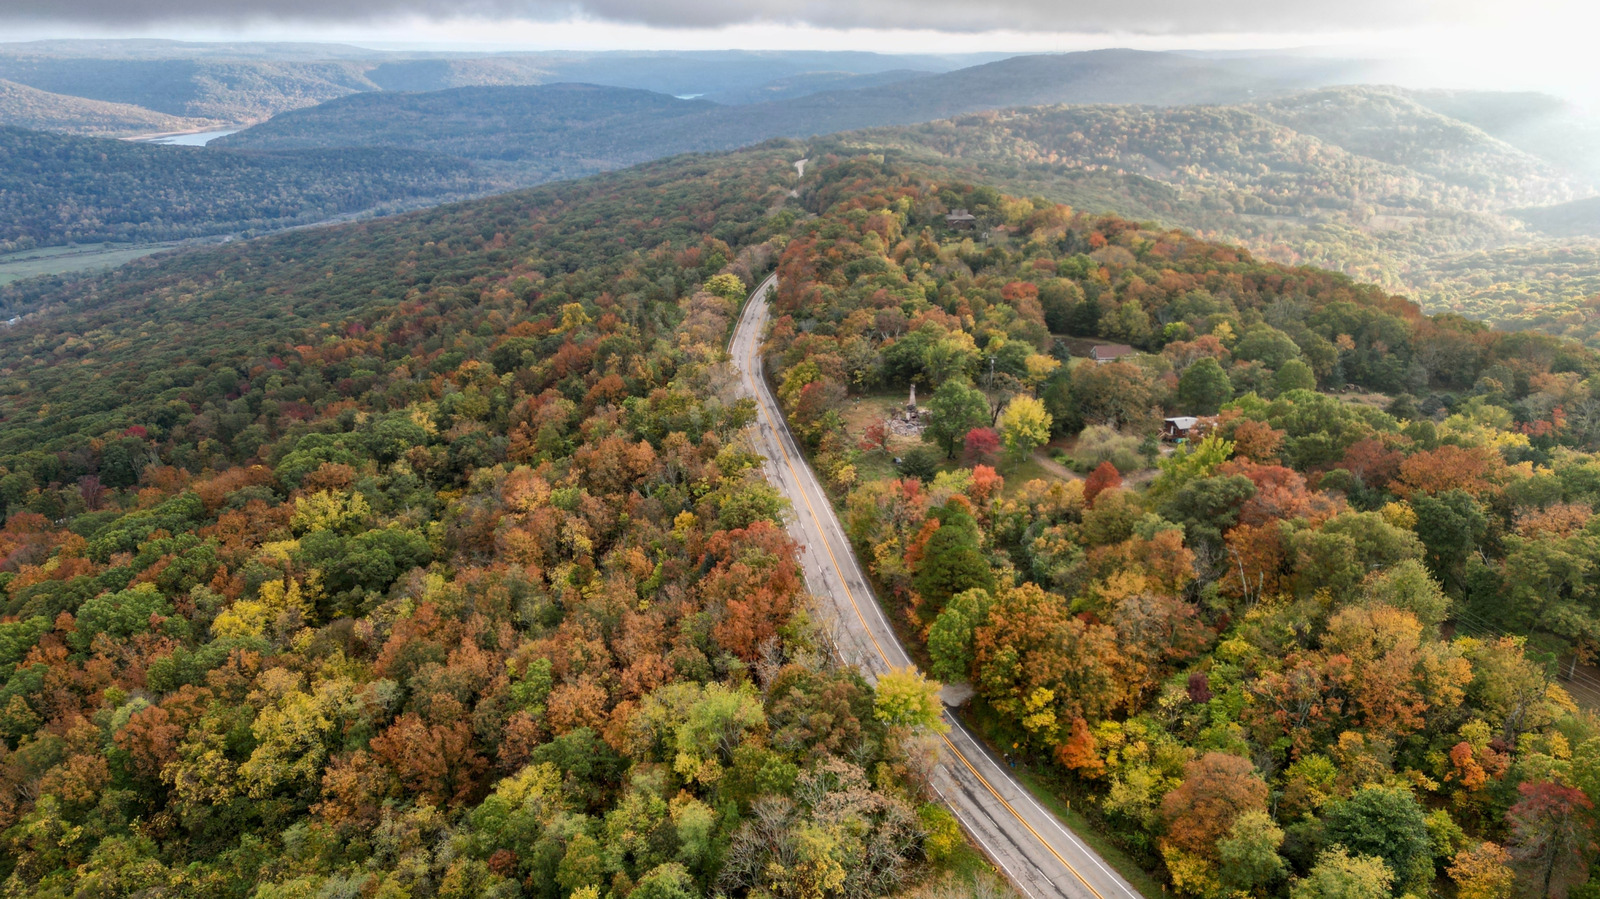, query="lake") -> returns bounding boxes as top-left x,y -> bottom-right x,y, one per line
146,129 -> 240,146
